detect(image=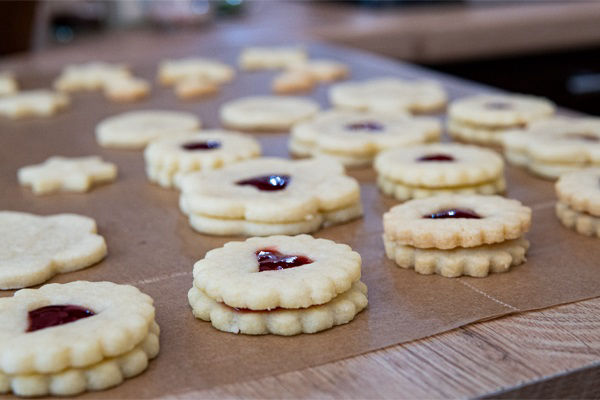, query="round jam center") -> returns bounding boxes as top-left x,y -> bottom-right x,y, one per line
236,174 -> 291,191
27,305 -> 95,333
417,153 -> 455,162
566,133 -> 599,142
485,101 -> 512,110
181,140 -> 221,151
256,248 -> 313,272
425,208 -> 481,219
345,121 -> 384,132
